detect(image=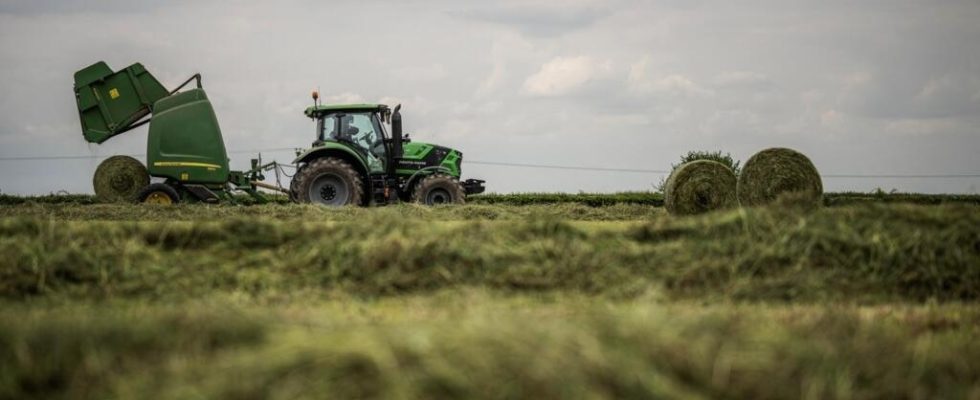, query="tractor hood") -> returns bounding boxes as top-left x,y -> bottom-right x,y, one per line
398,141 -> 462,177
